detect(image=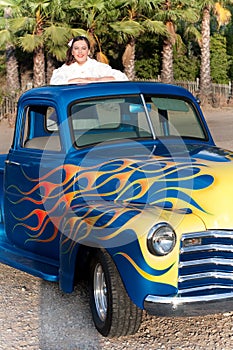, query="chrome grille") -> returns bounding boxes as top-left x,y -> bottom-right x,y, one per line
179,230 -> 233,296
